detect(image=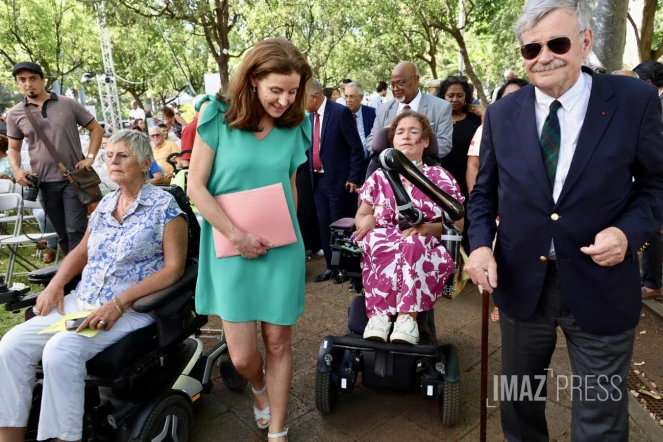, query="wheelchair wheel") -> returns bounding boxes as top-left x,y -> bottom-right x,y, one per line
219,353 -> 248,392
315,370 -> 338,413
136,394 -> 192,442
439,379 -> 460,426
